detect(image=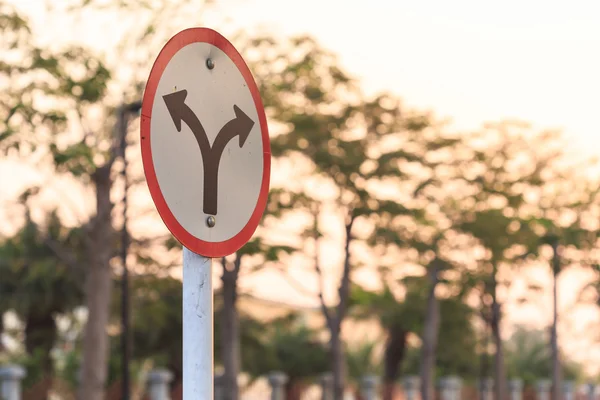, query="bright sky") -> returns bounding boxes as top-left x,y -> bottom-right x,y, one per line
4,0 -> 600,372
216,0 -> 600,157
